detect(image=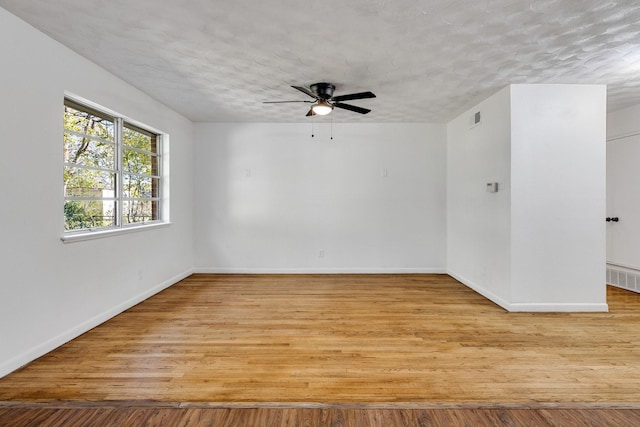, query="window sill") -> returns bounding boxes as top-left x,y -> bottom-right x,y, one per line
61,222 -> 171,244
